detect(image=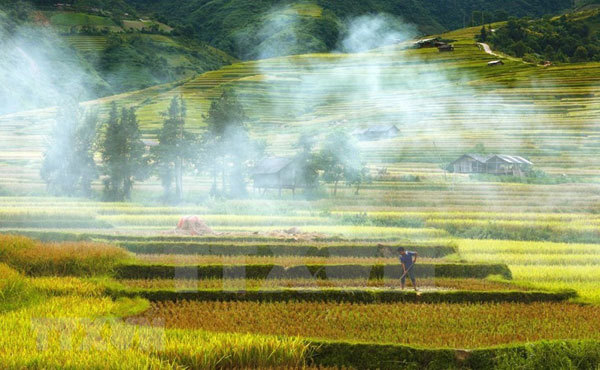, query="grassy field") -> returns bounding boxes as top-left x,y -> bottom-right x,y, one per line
1,23 -> 600,367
